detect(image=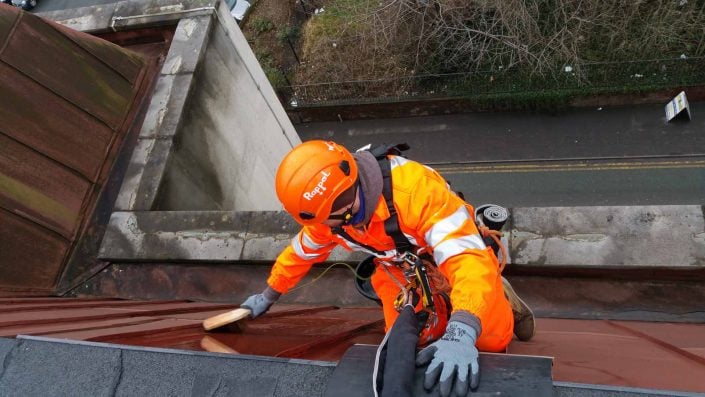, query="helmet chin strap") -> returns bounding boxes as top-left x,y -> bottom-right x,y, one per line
327,205 -> 355,224
340,209 -> 355,225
